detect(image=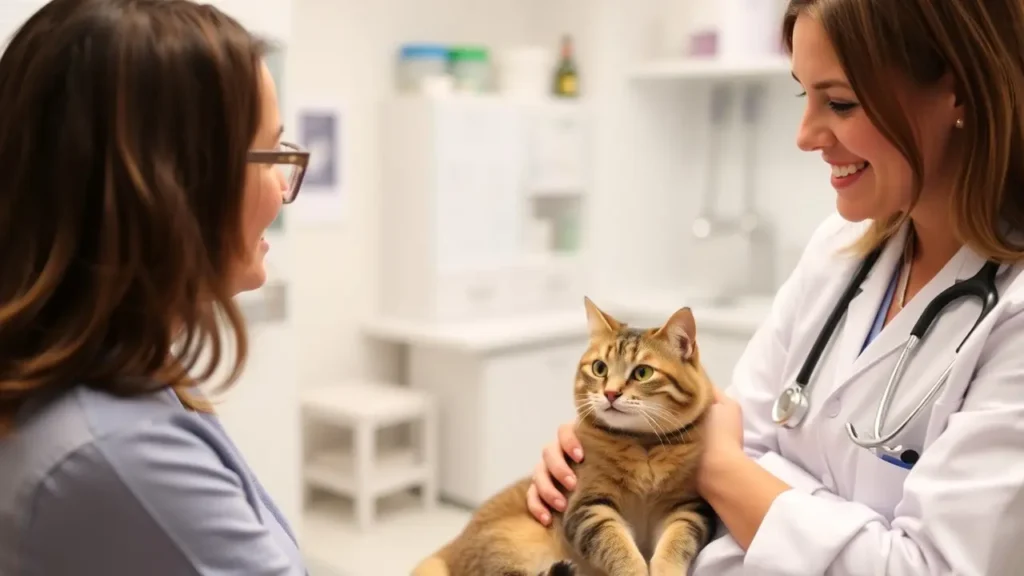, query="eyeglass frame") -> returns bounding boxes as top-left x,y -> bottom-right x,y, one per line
247,141 -> 310,204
